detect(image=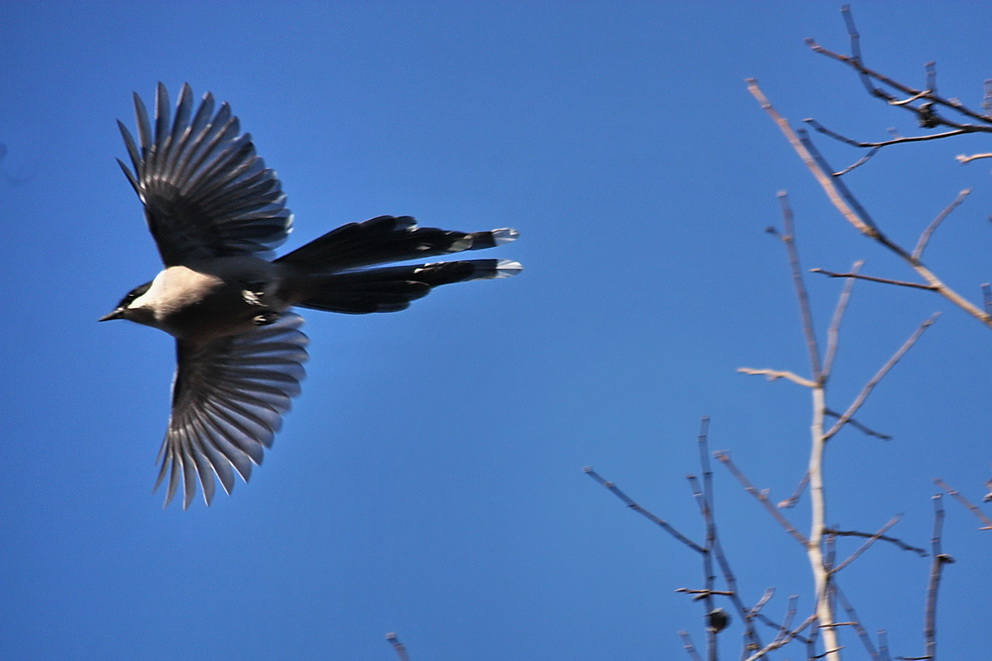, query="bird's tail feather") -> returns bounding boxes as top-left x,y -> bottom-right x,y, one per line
285,259 -> 521,314
275,215 -> 518,272
274,215 -> 520,313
